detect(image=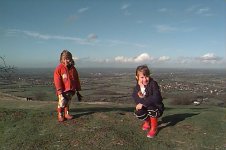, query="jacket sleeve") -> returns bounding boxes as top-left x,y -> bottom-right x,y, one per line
132,85 -> 143,104
74,67 -> 81,91
54,67 -> 64,95
143,81 -> 163,107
